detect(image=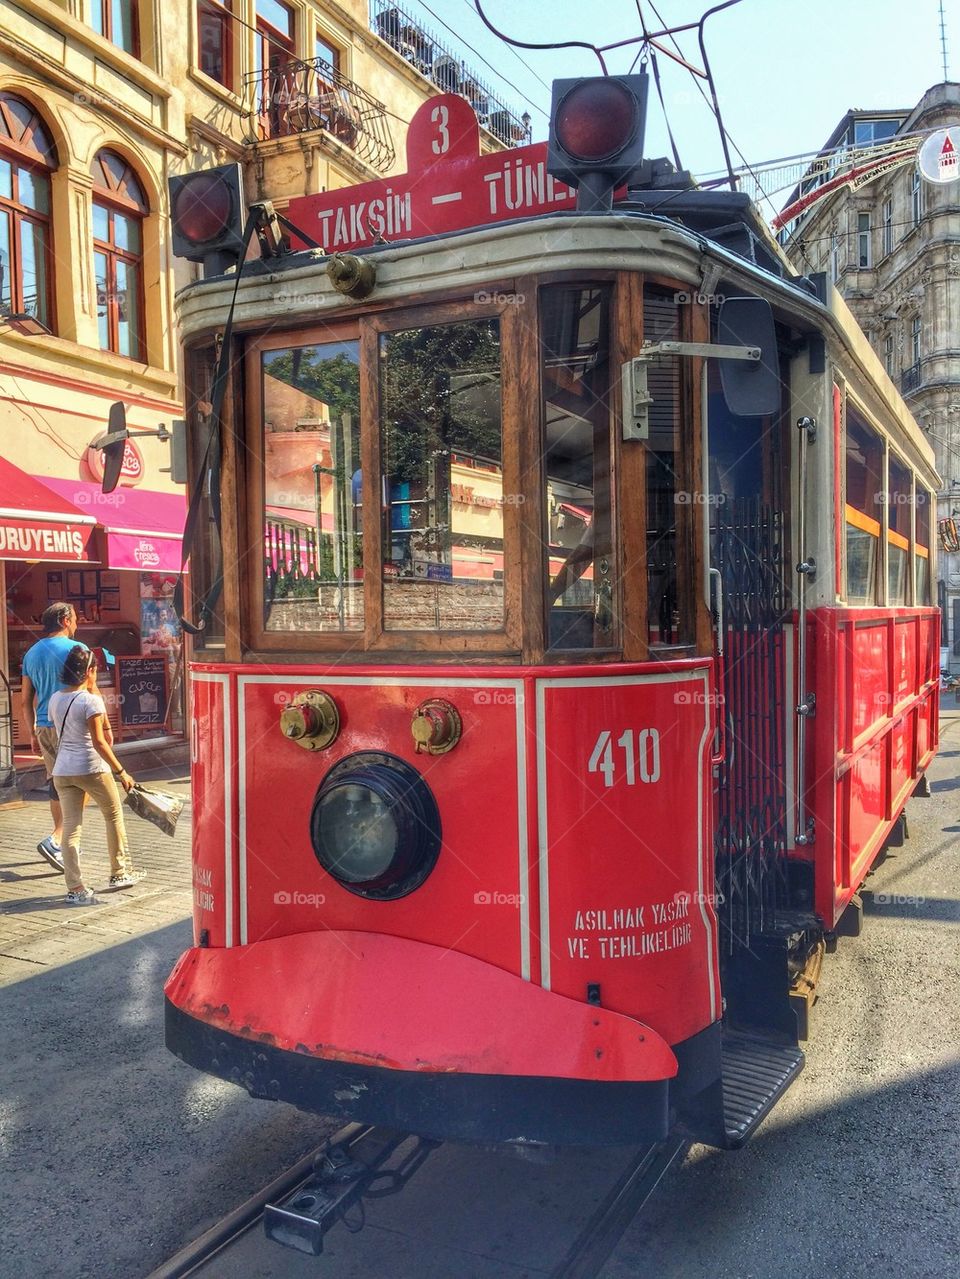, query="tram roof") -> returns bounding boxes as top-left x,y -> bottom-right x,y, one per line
175,207 -> 937,485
